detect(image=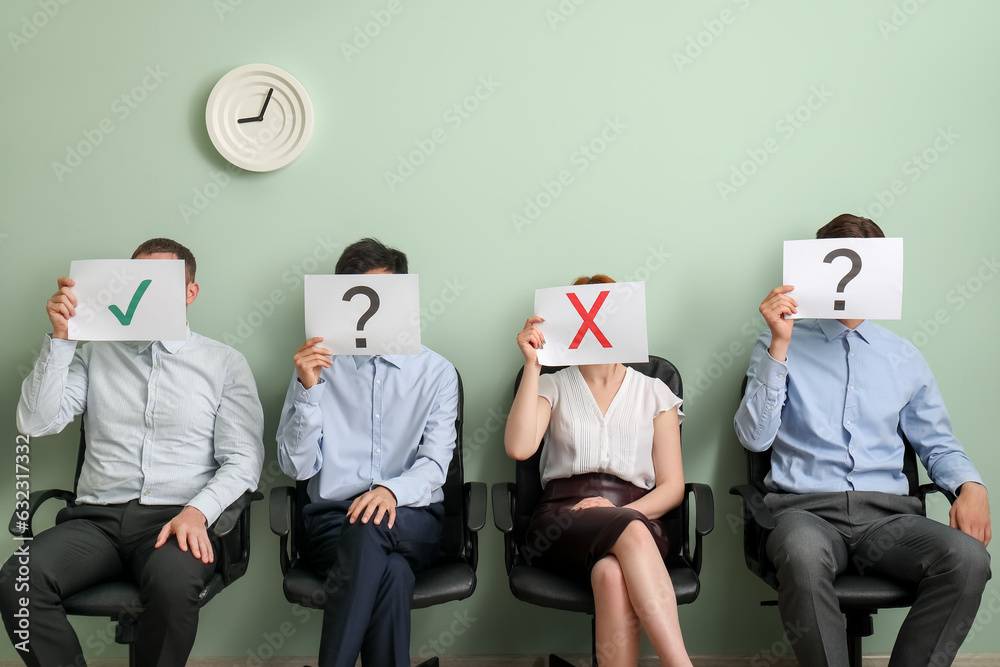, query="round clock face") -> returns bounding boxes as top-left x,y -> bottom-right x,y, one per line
205,64 -> 314,172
